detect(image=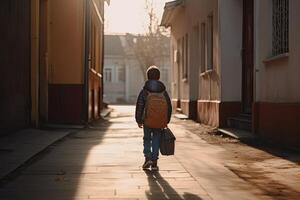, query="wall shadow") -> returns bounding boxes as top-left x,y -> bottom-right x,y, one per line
144,170 -> 203,200
0,114 -> 112,200
179,118 -> 300,165
242,138 -> 300,165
